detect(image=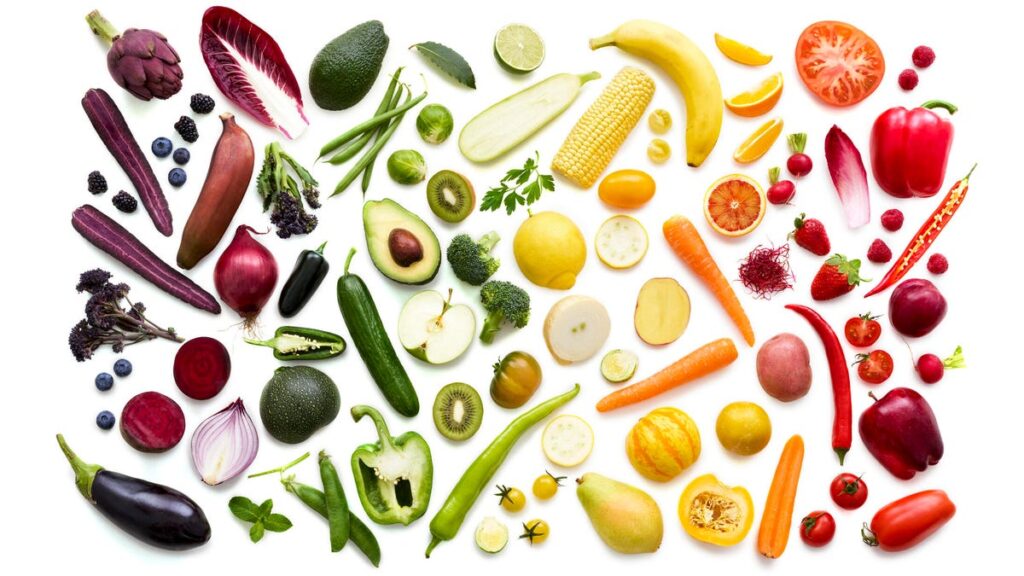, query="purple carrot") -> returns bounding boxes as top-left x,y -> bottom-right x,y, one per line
81,88 -> 173,236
